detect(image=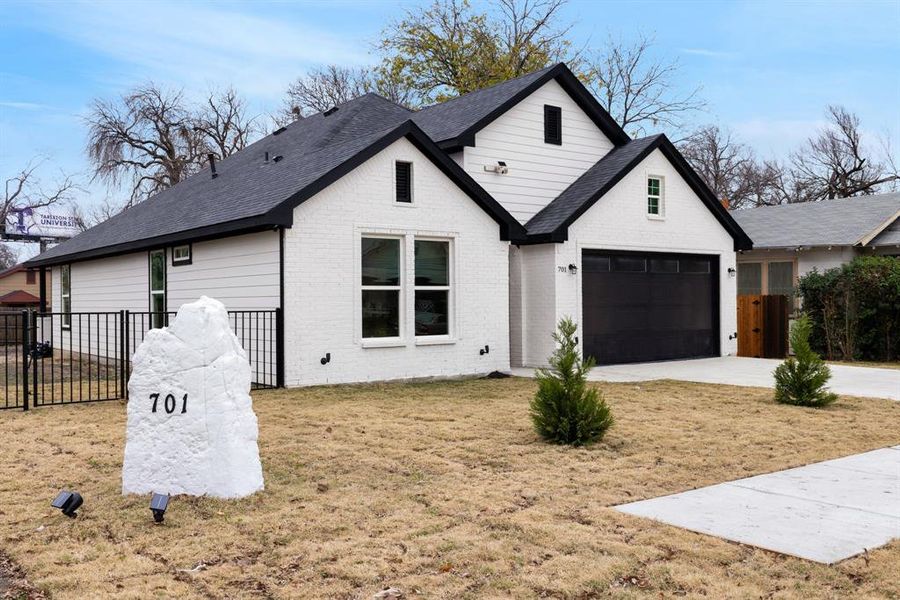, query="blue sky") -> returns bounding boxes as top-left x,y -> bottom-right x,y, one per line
2,0 -> 899,250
